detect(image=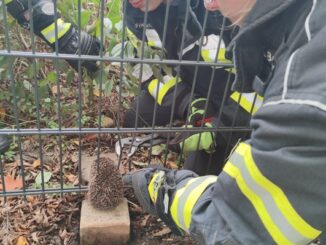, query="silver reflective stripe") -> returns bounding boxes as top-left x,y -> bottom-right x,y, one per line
145,29 -> 162,48
176,176 -> 214,232
230,153 -> 312,245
